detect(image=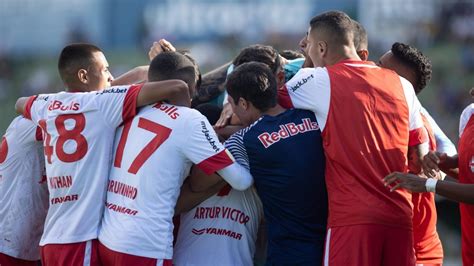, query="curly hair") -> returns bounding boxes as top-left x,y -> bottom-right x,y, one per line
390,42 -> 432,94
